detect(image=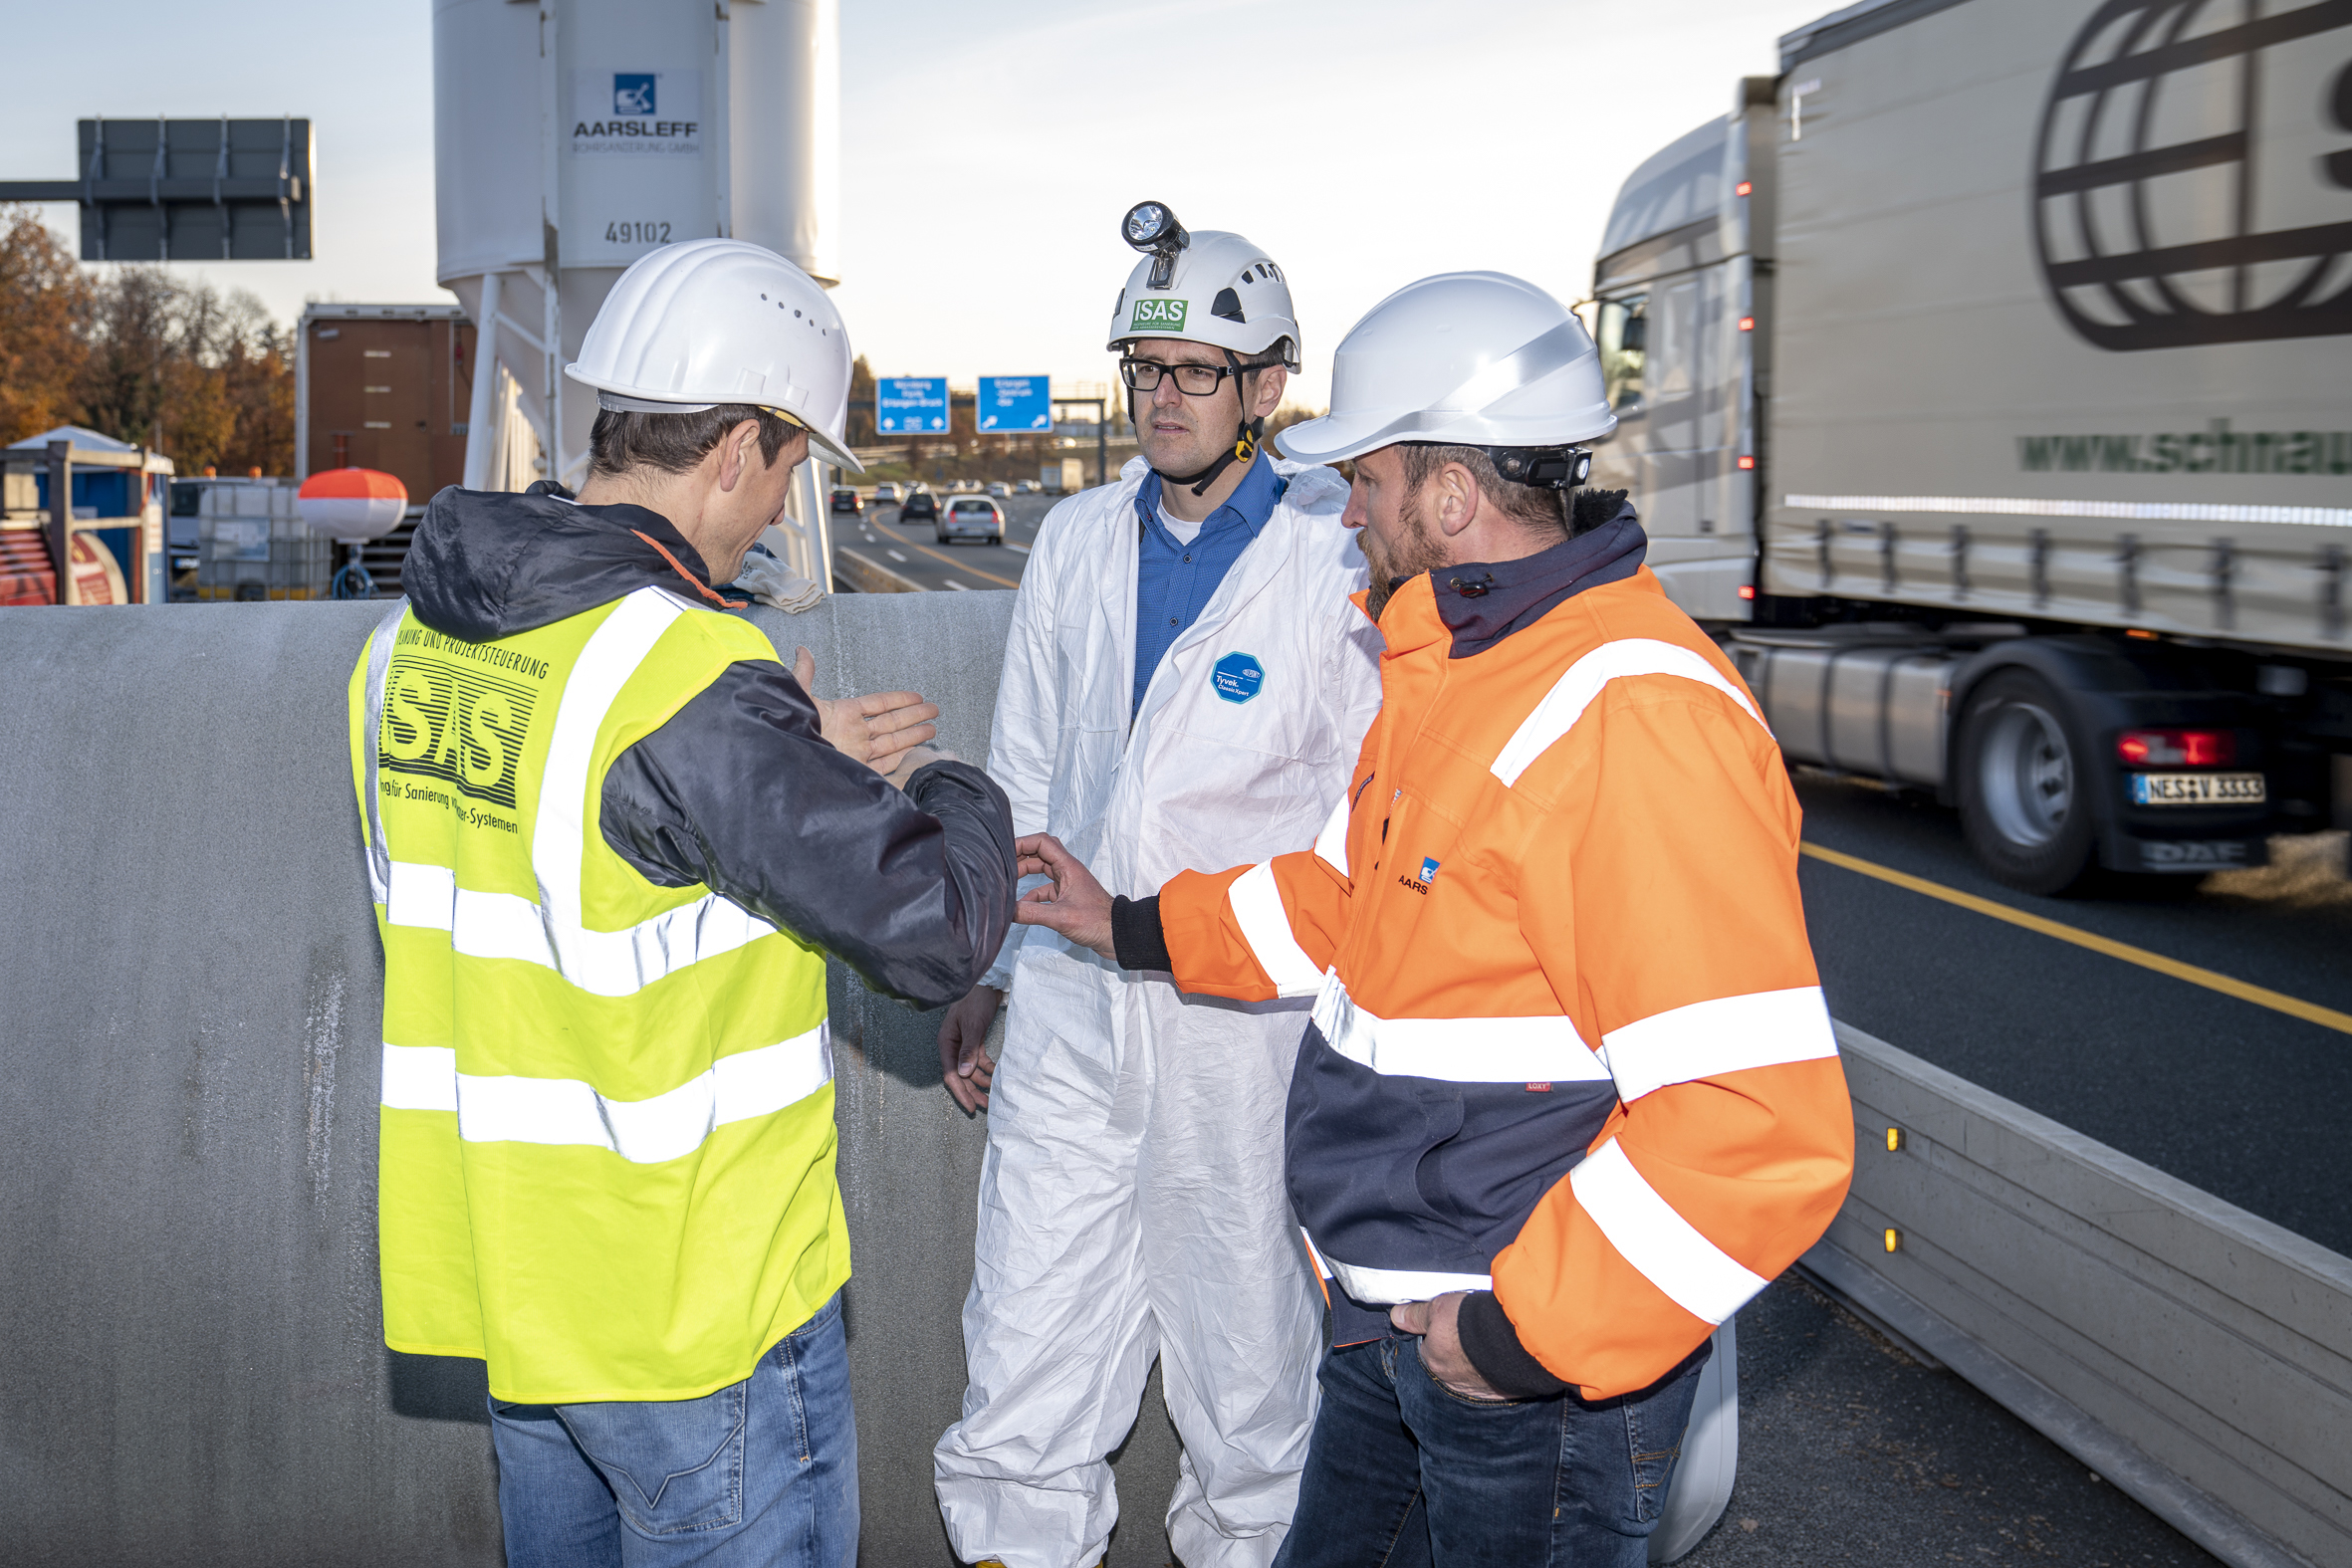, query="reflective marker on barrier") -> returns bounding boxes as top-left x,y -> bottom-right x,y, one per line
1884,1229 -> 1902,1253
1887,1126 -> 1904,1152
